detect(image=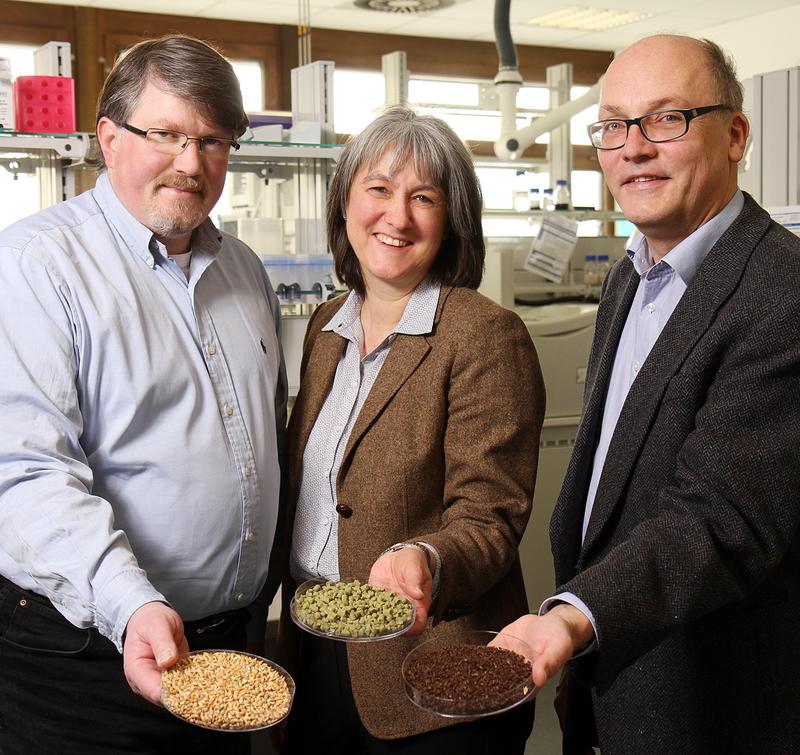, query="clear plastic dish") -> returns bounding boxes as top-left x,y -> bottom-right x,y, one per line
402,630 -> 536,718
161,649 -> 295,731
290,577 -> 415,643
